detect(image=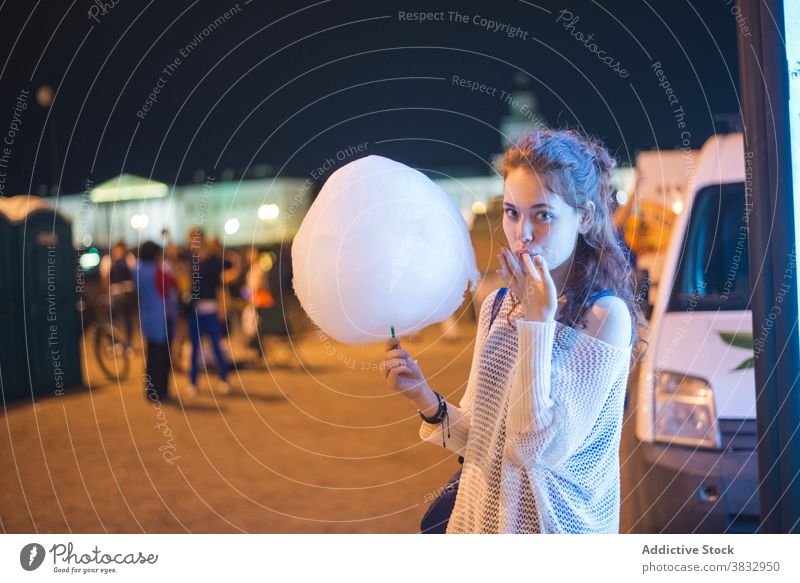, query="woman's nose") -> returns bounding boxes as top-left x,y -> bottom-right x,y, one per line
517,218 -> 533,242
